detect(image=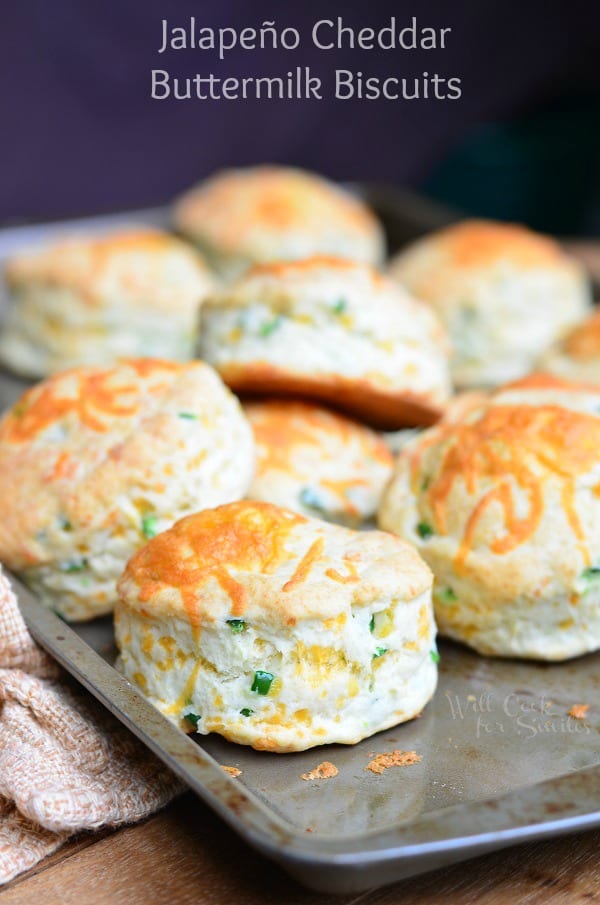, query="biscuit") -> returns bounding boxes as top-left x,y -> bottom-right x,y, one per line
0,229 -> 215,378
379,374 -> 600,659
538,308 -> 600,384
115,500 -> 437,752
198,257 -> 451,429
388,219 -> 590,388
173,166 -> 385,278
245,400 -> 393,525
0,359 -> 254,620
